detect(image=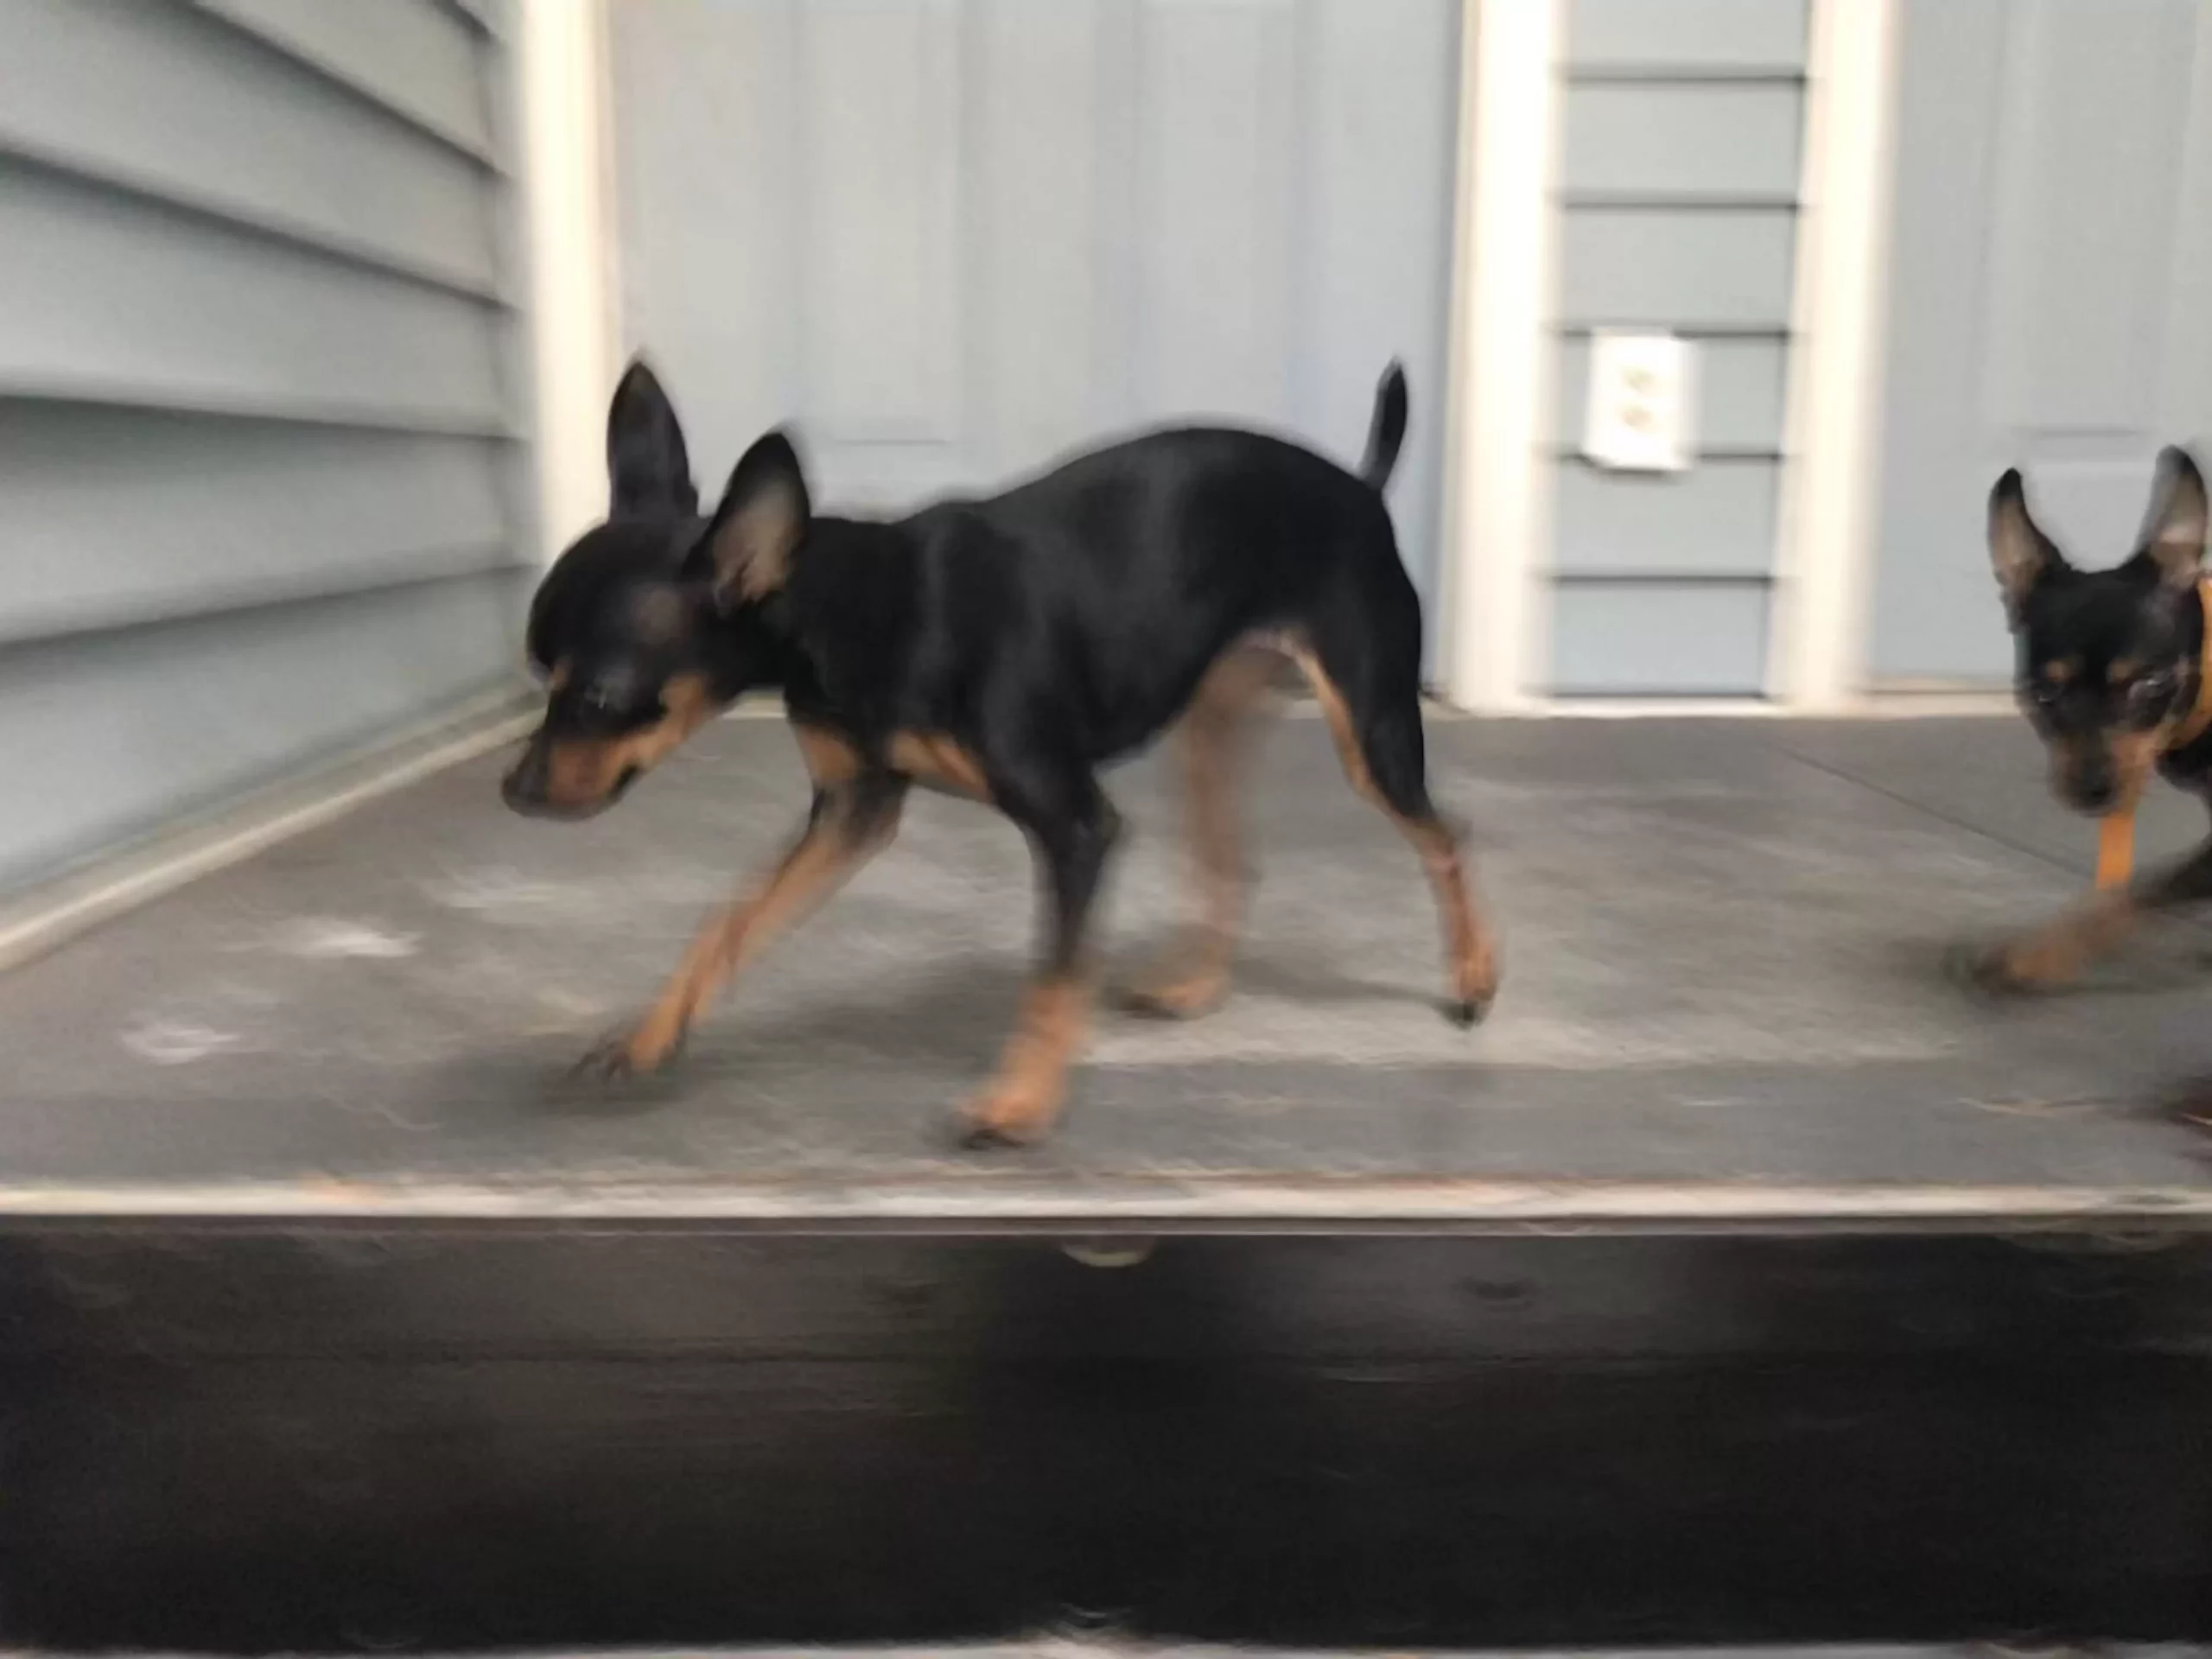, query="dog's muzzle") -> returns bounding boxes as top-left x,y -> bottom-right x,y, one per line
500,744 -> 640,820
